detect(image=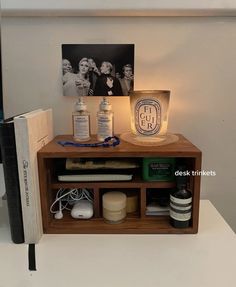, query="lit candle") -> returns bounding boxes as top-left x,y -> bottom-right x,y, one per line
129,90 -> 170,141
